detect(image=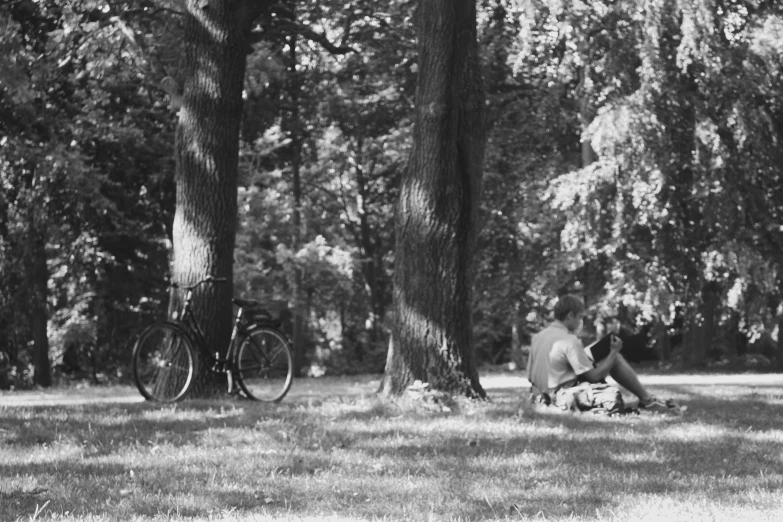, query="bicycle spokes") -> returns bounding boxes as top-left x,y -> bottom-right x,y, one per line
235,327 -> 293,402
133,323 -> 195,402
